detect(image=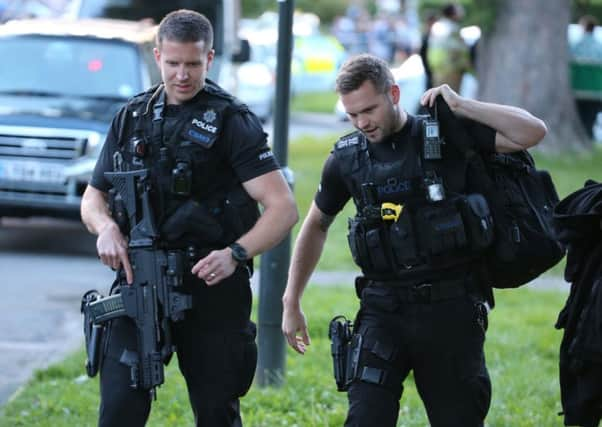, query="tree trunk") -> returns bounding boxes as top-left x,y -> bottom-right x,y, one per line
476,0 -> 589,152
